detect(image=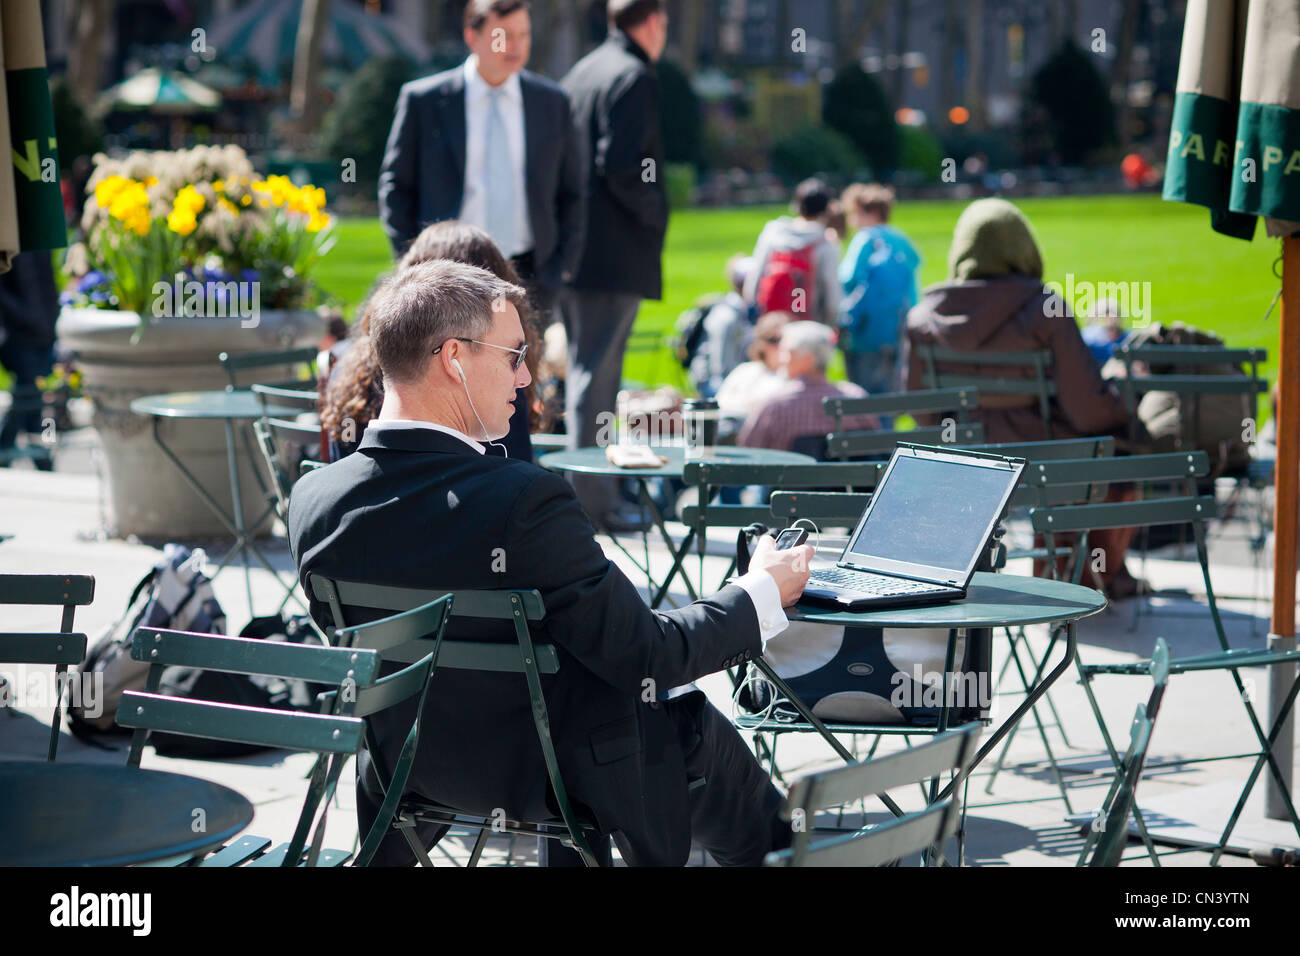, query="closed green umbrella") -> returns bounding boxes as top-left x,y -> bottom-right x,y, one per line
1164,0 -> 1300,824
0,0 -> 66,272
